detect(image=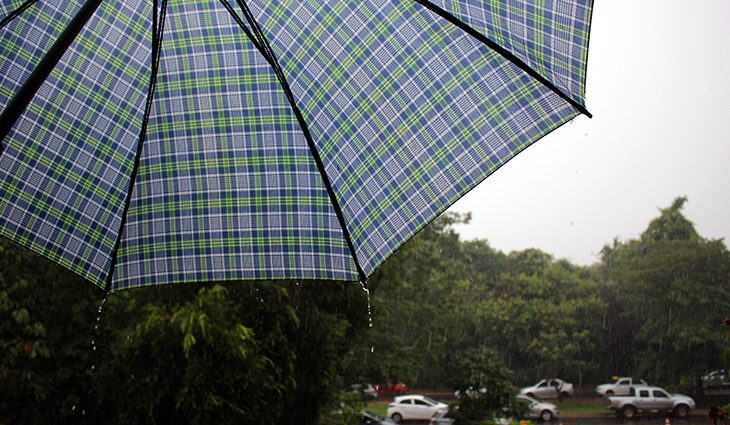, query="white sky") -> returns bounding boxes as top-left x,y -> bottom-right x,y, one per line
448,0 -> 730,265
